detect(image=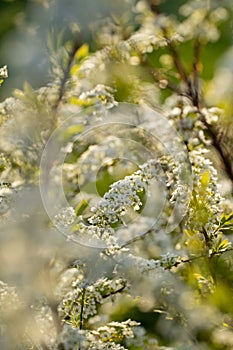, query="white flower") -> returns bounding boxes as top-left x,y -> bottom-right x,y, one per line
0,65 -> 8,78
